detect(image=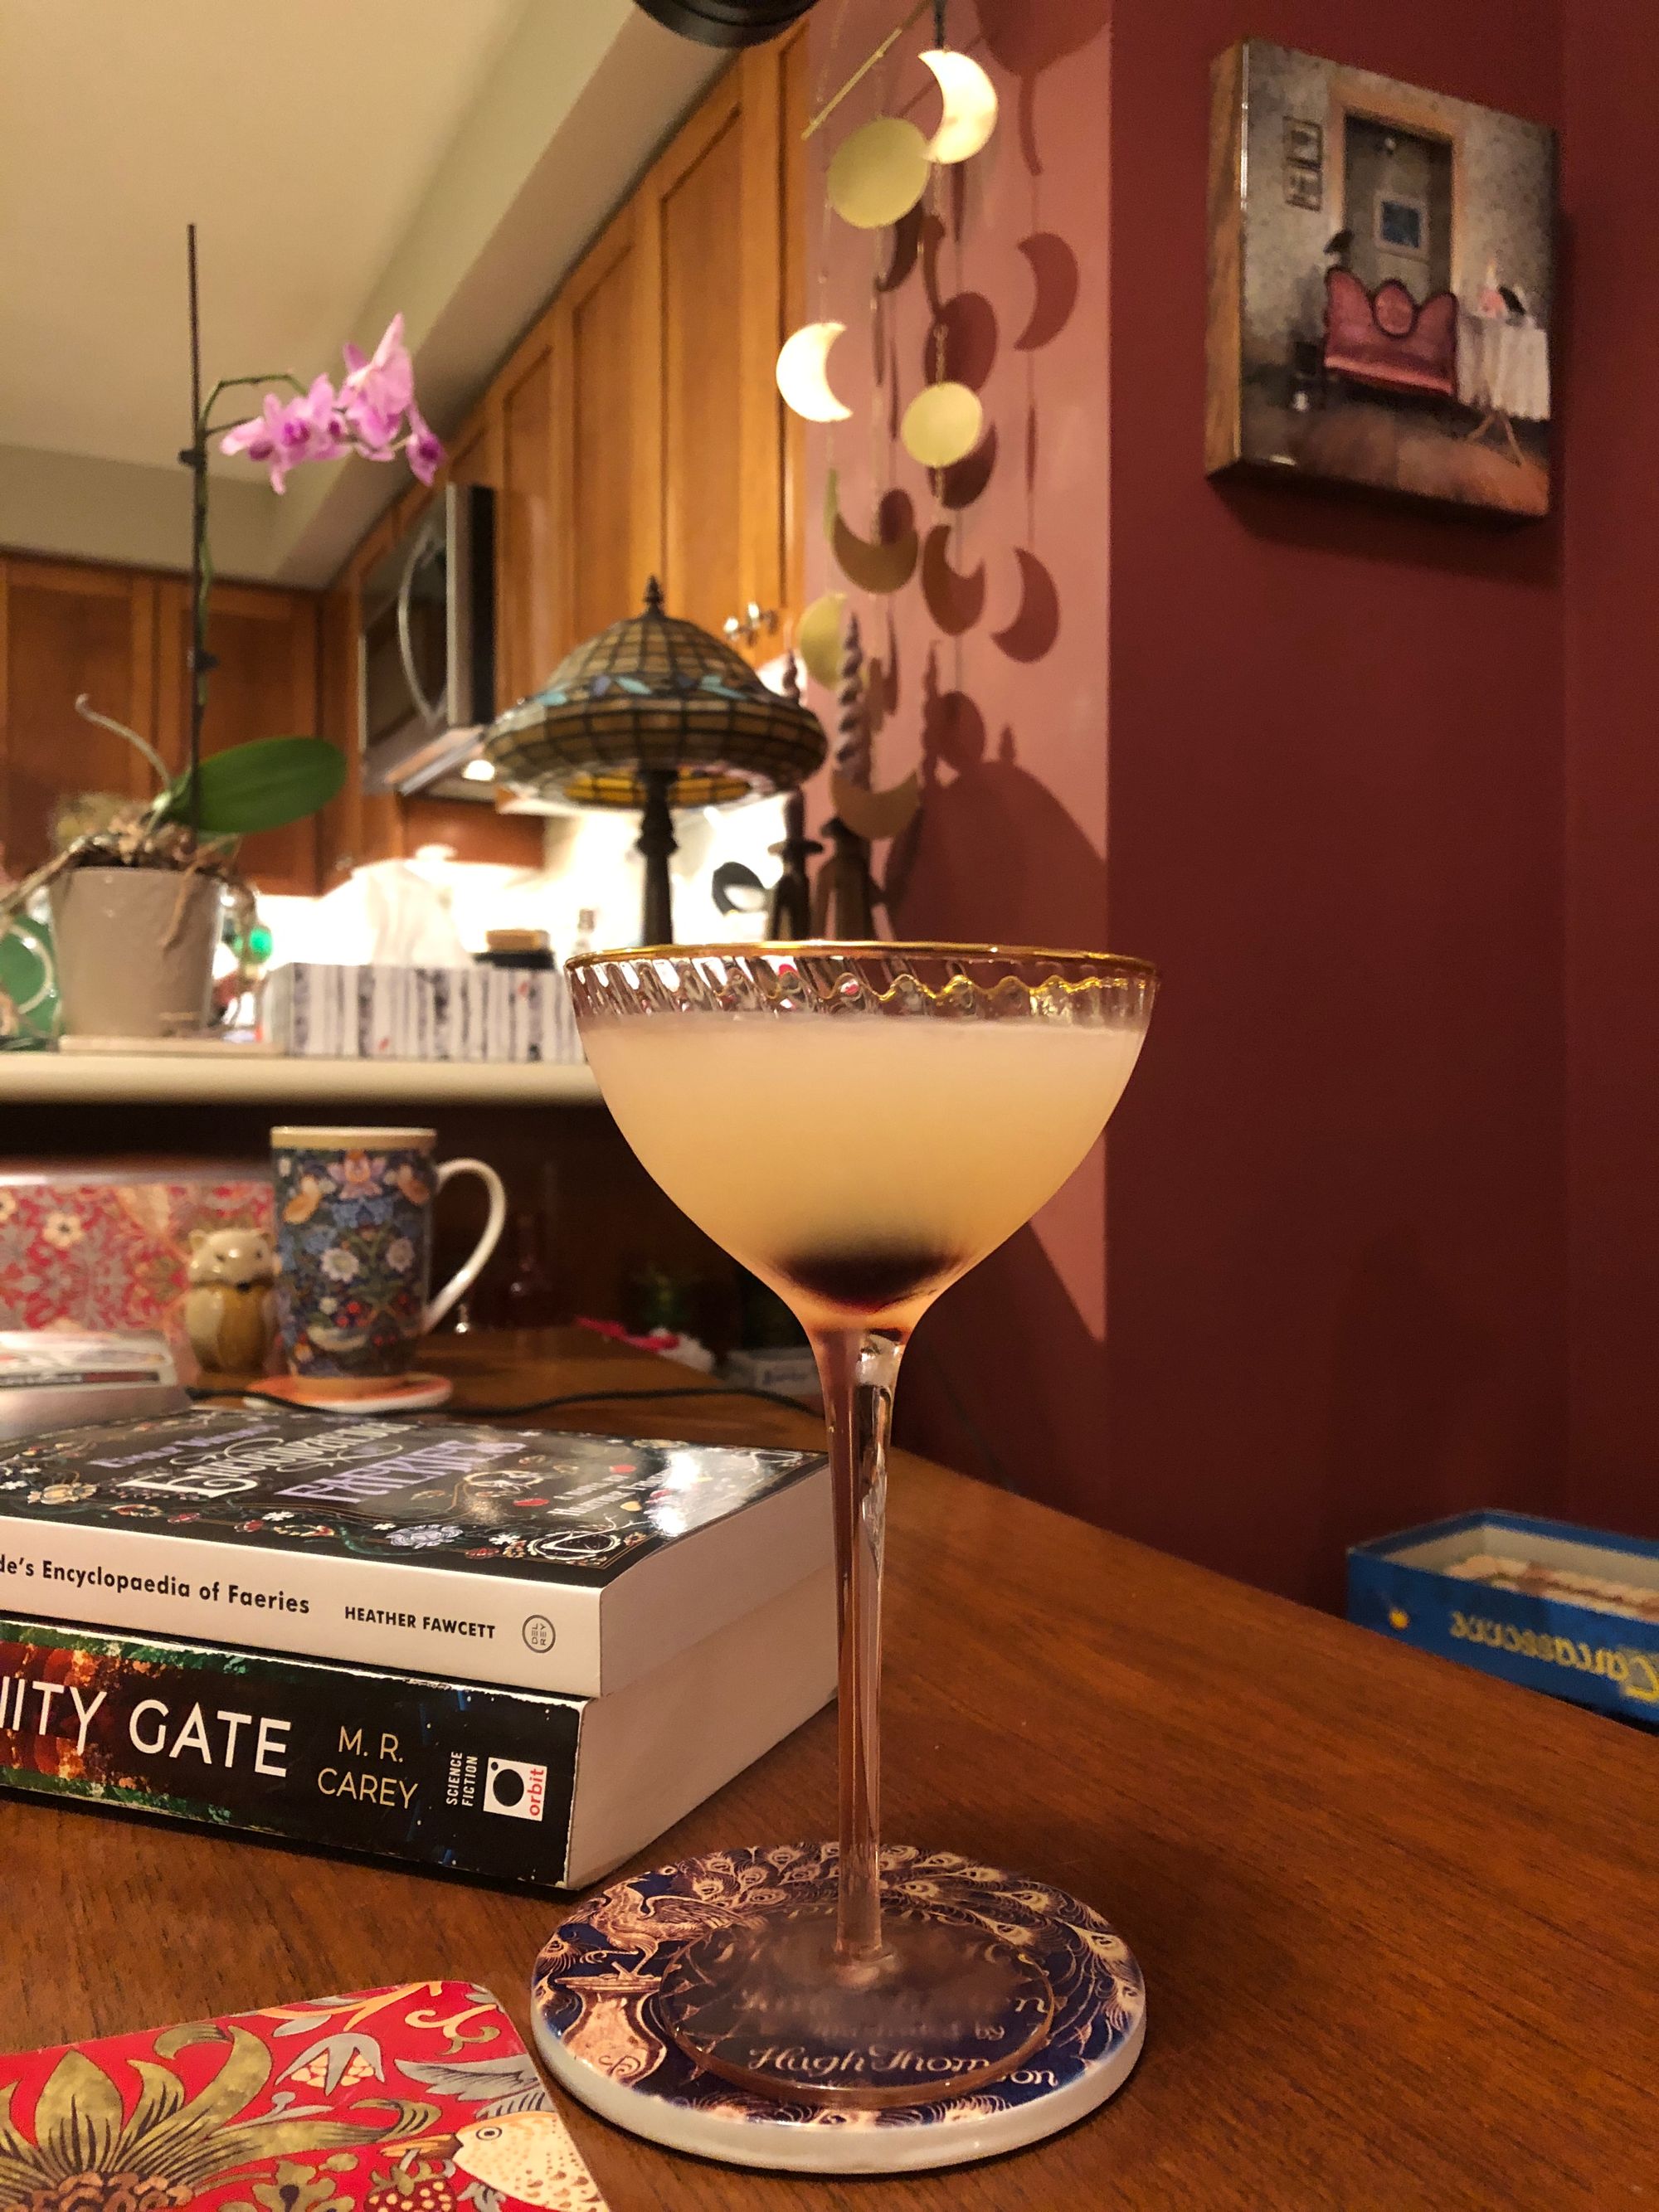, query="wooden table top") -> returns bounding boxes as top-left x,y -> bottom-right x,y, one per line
3,1329 -> 1652,2208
